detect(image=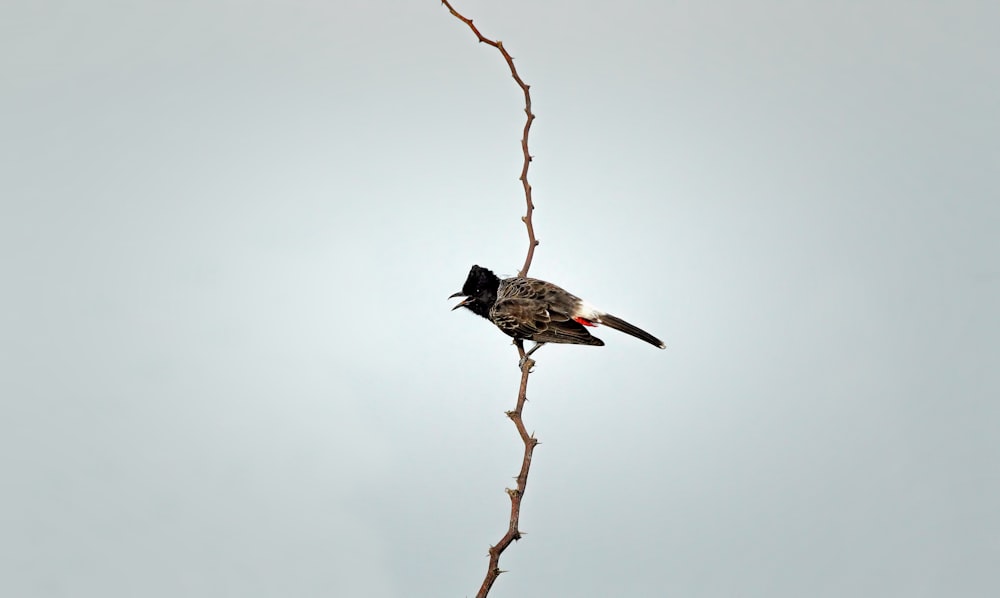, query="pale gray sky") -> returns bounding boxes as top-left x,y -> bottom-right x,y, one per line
2,1 -> 998,596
